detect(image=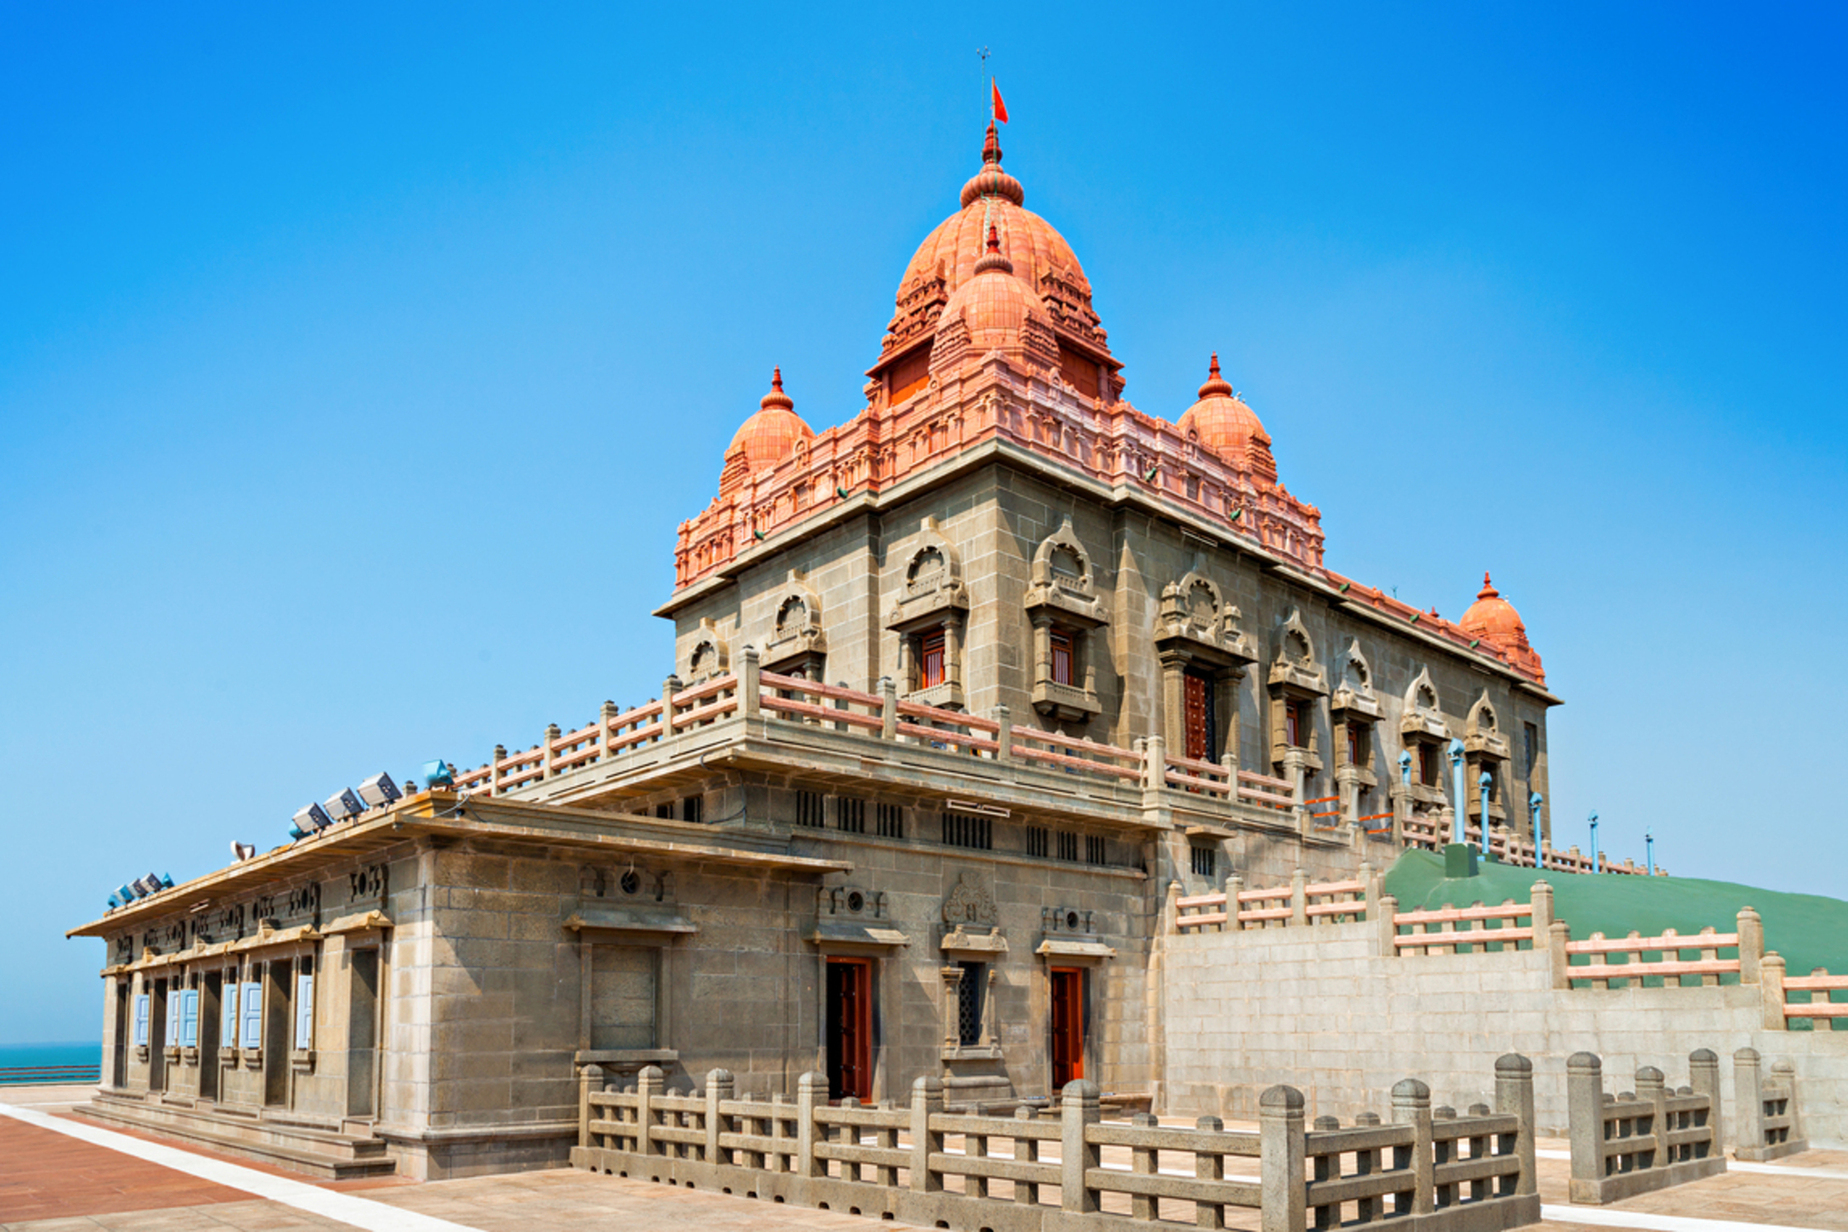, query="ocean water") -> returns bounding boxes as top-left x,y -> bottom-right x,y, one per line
0,1041 -> 102,1080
